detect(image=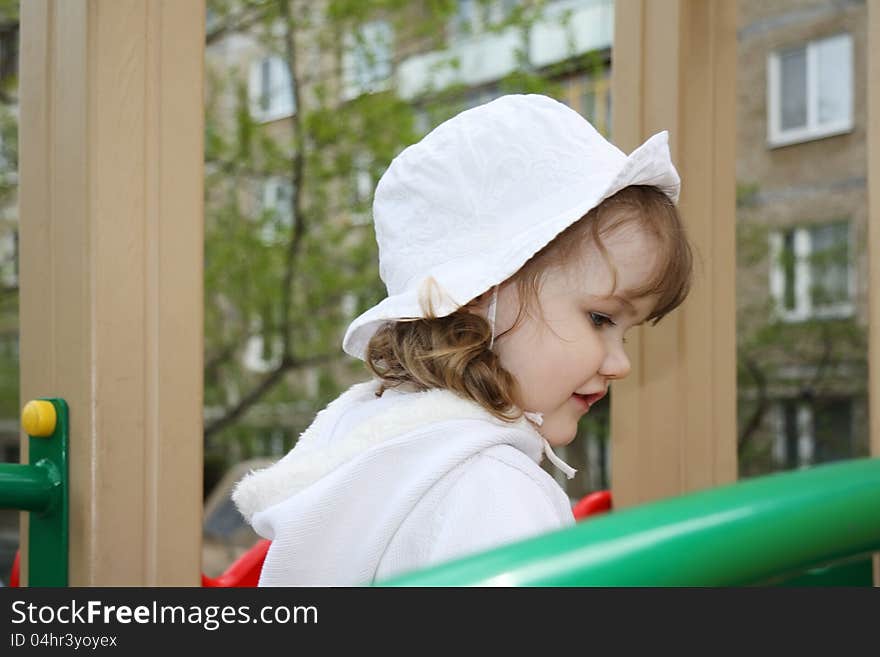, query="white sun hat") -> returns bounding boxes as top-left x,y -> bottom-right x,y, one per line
342,93 -> 680,361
